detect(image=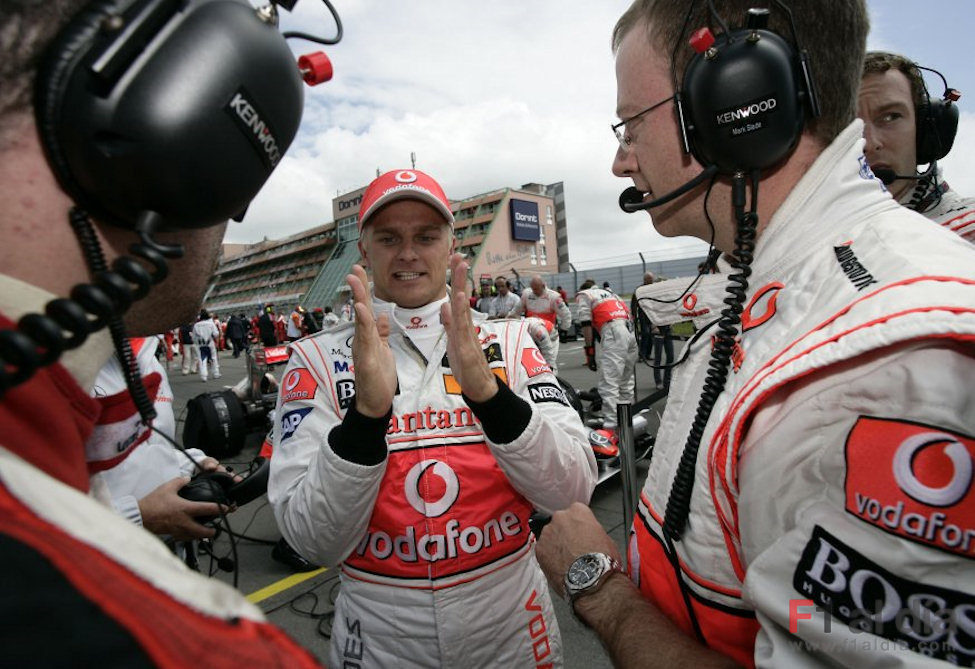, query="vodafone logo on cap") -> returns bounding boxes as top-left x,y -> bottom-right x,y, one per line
845,416 -> 975,557
395,170 -> 418,183
405,459 -> 460,518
